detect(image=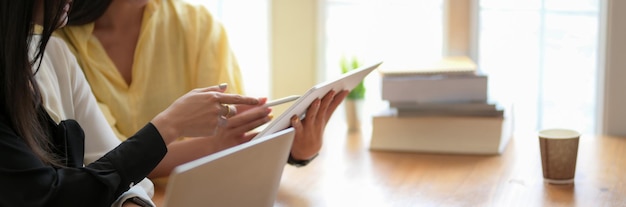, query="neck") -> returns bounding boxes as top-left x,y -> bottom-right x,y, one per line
94,1 -> 146,31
